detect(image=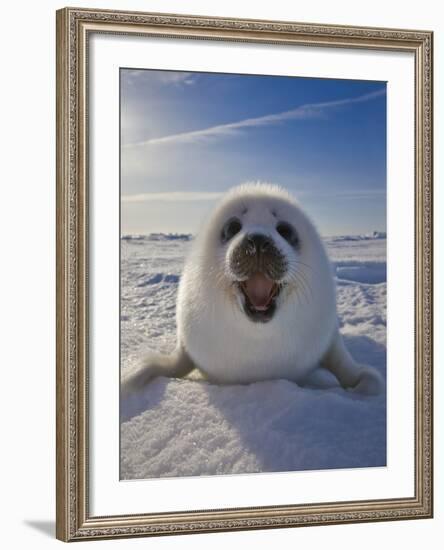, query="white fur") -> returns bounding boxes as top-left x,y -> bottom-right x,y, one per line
124,182 -> 384,395
177,183 -> 382,393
